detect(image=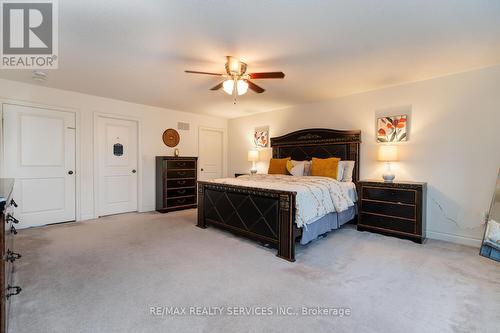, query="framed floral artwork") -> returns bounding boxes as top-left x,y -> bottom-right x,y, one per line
377,115 -> 408,142
254,126 -> 269,148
